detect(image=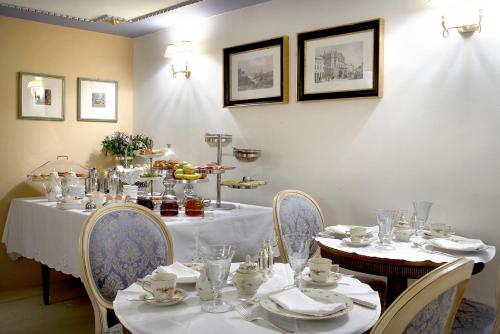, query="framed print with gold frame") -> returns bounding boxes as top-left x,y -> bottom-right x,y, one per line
223,36 -> 289,107
77,77 -> 118,122
18,72 -> 65,121
297,19 -> 383,101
